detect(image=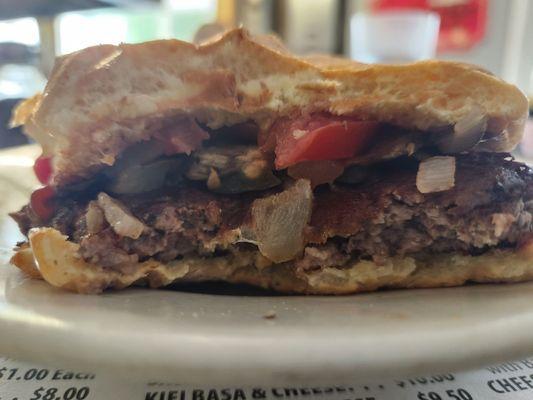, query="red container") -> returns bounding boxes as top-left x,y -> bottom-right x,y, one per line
371,0 -> 488,52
